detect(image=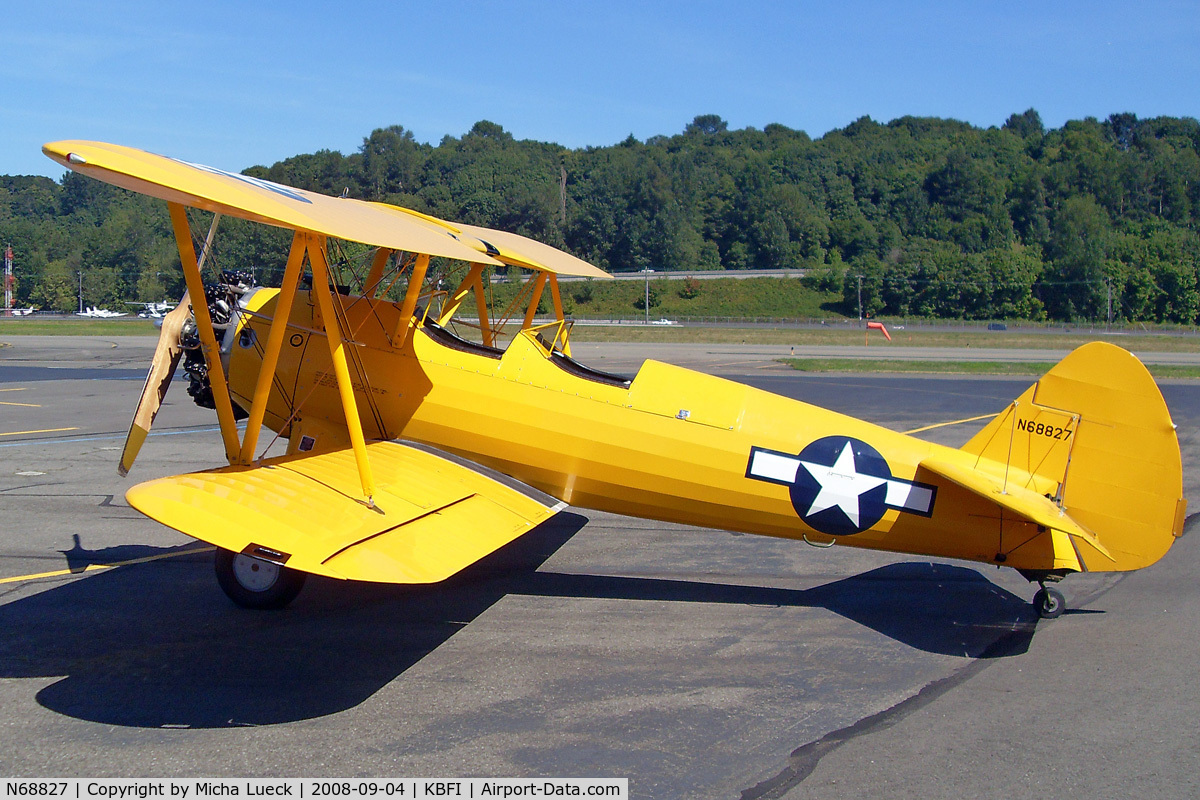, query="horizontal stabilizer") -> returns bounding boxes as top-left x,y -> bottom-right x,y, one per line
126,441 -> 565,583
920,457 -> 1112,565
